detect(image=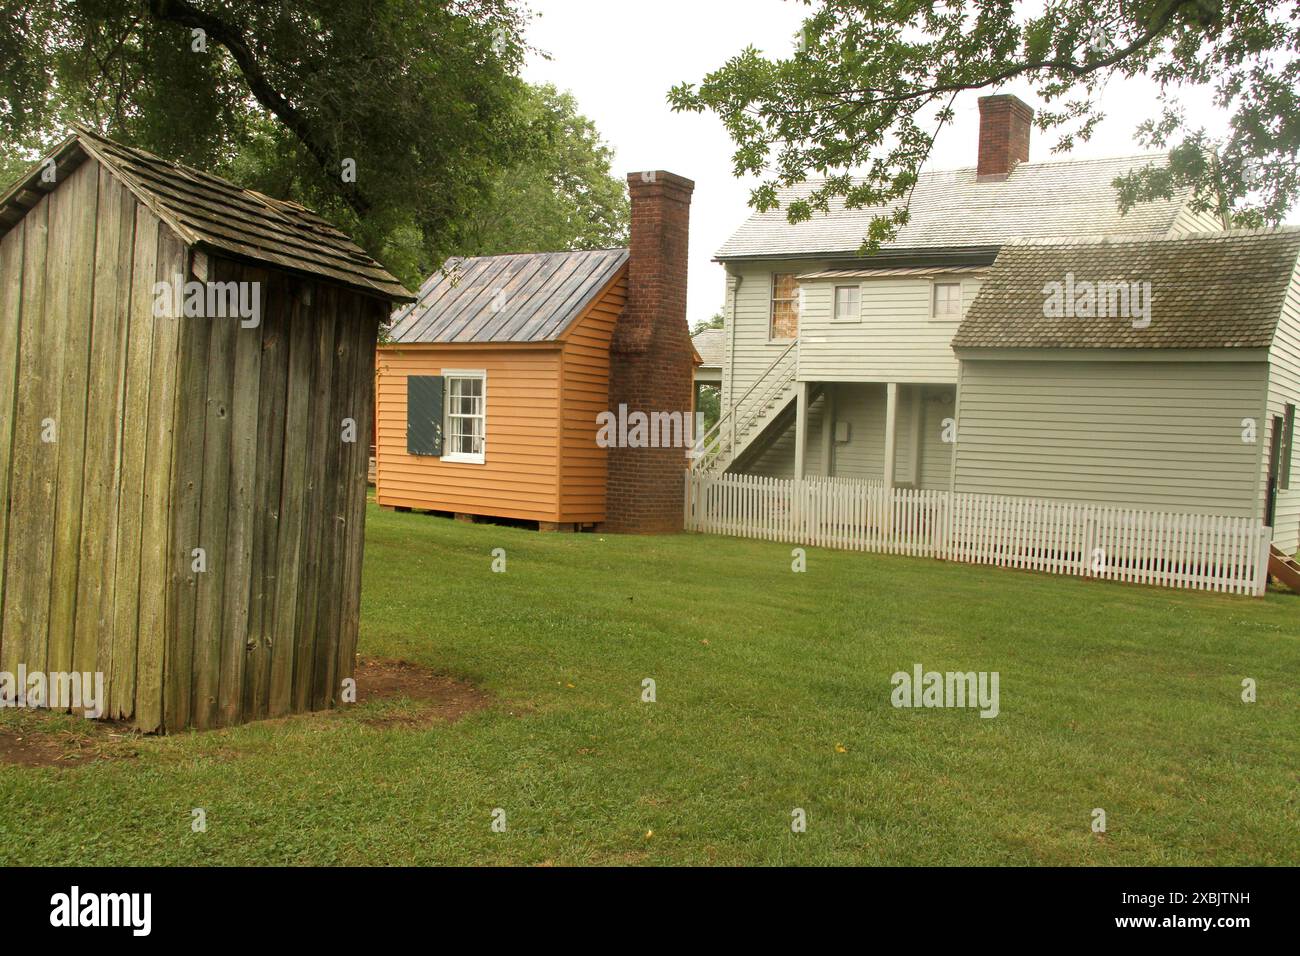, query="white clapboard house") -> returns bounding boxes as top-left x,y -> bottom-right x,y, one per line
689,95 -> 1300,595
